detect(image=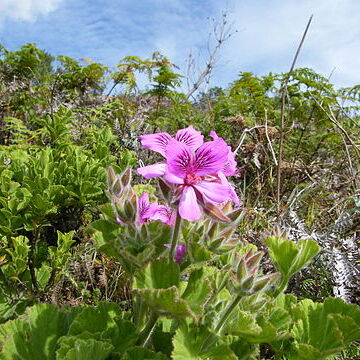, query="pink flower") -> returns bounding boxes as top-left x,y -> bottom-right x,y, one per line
136,192 -> 160,224
164,244 -> 187,264
209,131 -> 238,177
163,138 -> 232,221
210,131 -> 240,206
137,126 -> 203,179
140,125 -> 203,156
137,192 -> 175,226
151,205 -> 176,226
137,127 -> 240,222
